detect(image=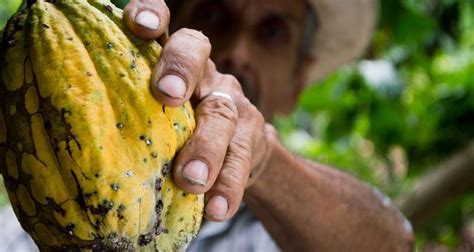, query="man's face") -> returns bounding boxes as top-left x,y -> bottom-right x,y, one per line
170,0 -> 311,120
